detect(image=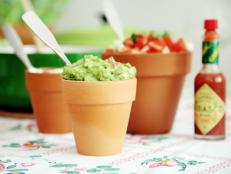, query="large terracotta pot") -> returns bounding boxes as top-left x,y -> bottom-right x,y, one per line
103,52 -> 192,134
26,69 -> 71,133
62,79 -> 137,156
